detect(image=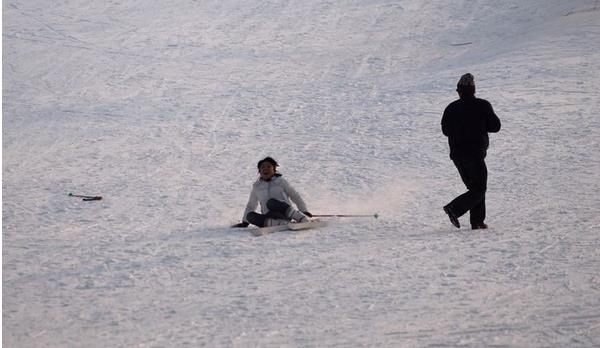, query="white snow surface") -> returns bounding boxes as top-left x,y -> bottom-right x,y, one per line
3,0 -> 600,346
